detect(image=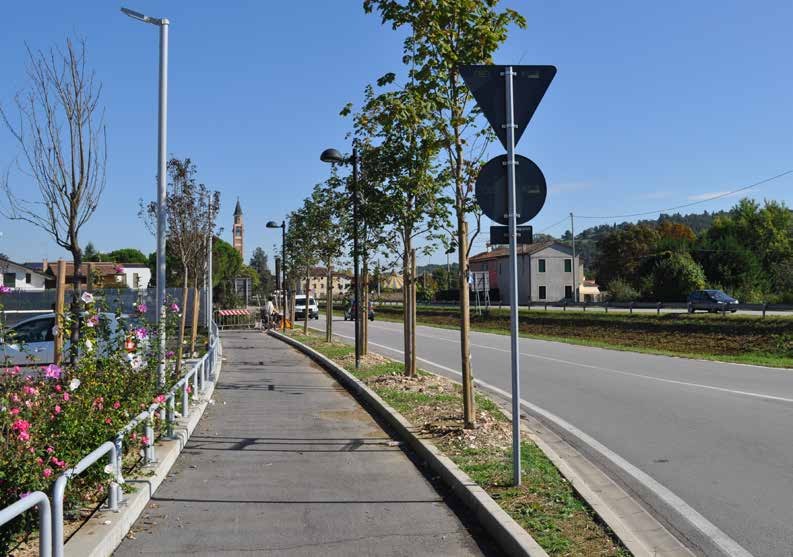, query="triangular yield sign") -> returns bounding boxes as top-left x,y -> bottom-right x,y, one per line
459,65 -> 556,150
